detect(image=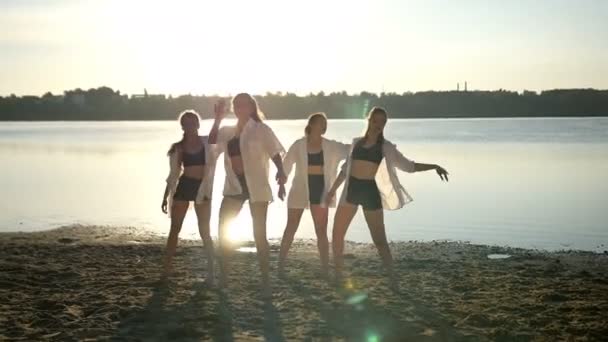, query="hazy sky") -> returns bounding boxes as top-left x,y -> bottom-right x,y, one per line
1,0 -> 607,96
